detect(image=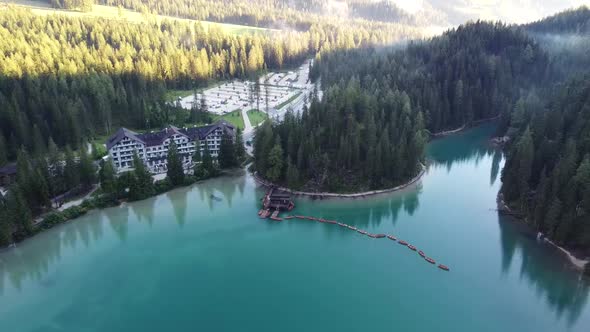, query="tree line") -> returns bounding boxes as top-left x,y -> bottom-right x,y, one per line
311,21 -> 550,134
254,80 -> 426,192
0,130 -> 245,247
0,7 -> 419,162
253,21 -> 553,192
500,75 -> 590,252
499,6 -> 590,254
